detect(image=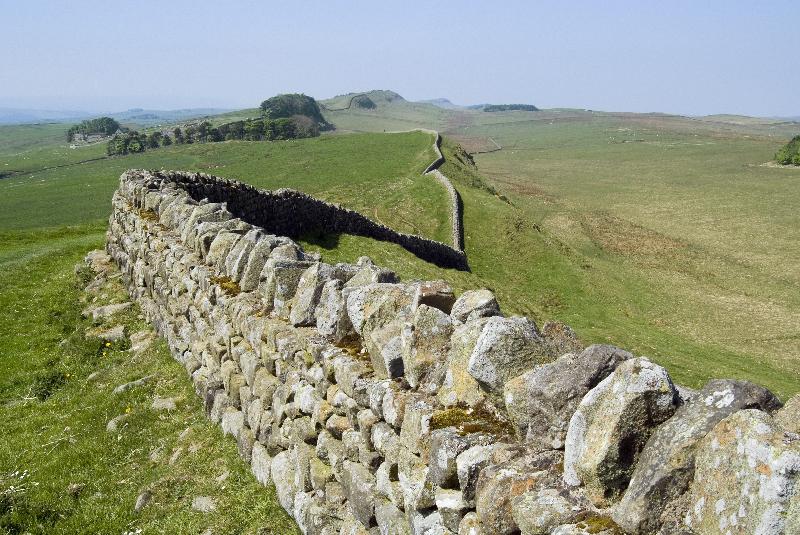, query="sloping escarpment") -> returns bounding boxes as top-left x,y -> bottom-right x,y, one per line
106,170 -> 799,535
